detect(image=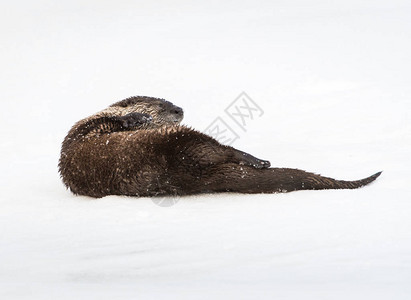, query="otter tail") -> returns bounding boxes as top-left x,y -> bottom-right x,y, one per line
268,168 -> 382,192
204,165 -> 382,194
